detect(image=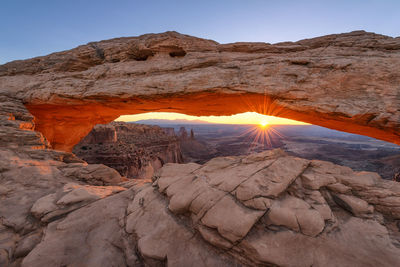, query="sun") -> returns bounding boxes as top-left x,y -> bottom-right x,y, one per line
259,120 -> 269,128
